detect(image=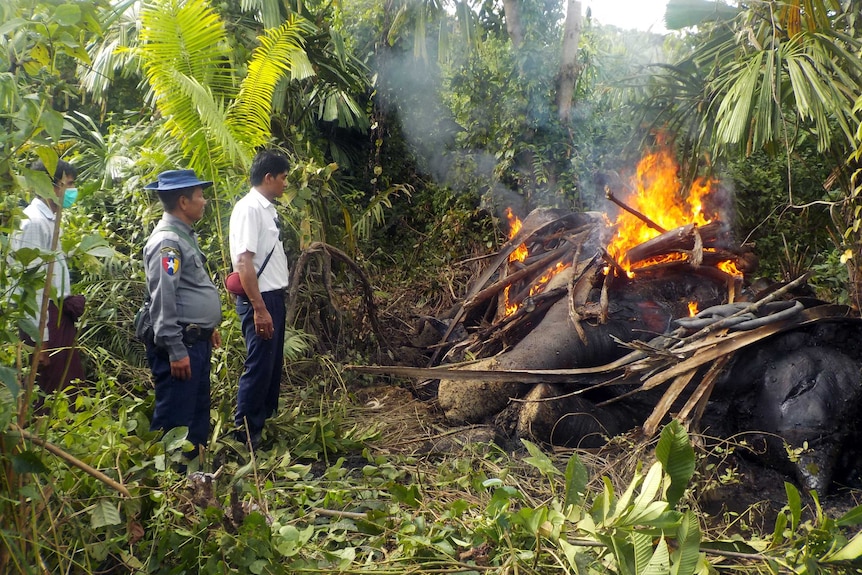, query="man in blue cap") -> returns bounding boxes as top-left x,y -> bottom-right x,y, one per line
136,169 -> 222,463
